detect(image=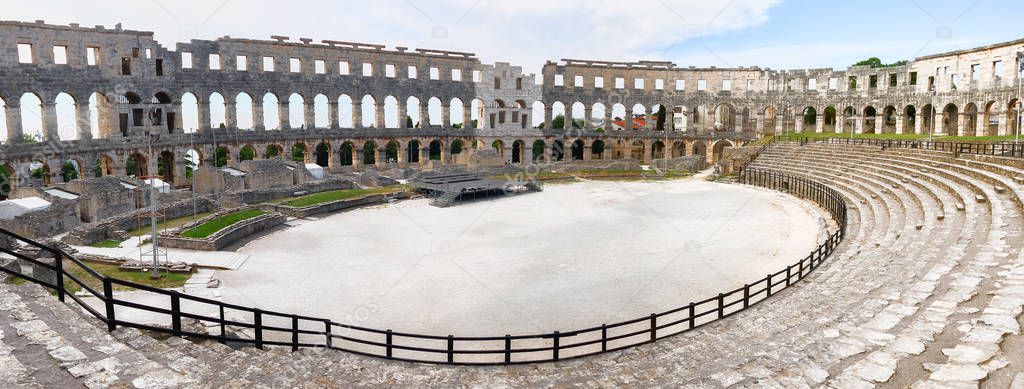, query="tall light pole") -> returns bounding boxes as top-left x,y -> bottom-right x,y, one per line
1015,52 -> 1022,146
